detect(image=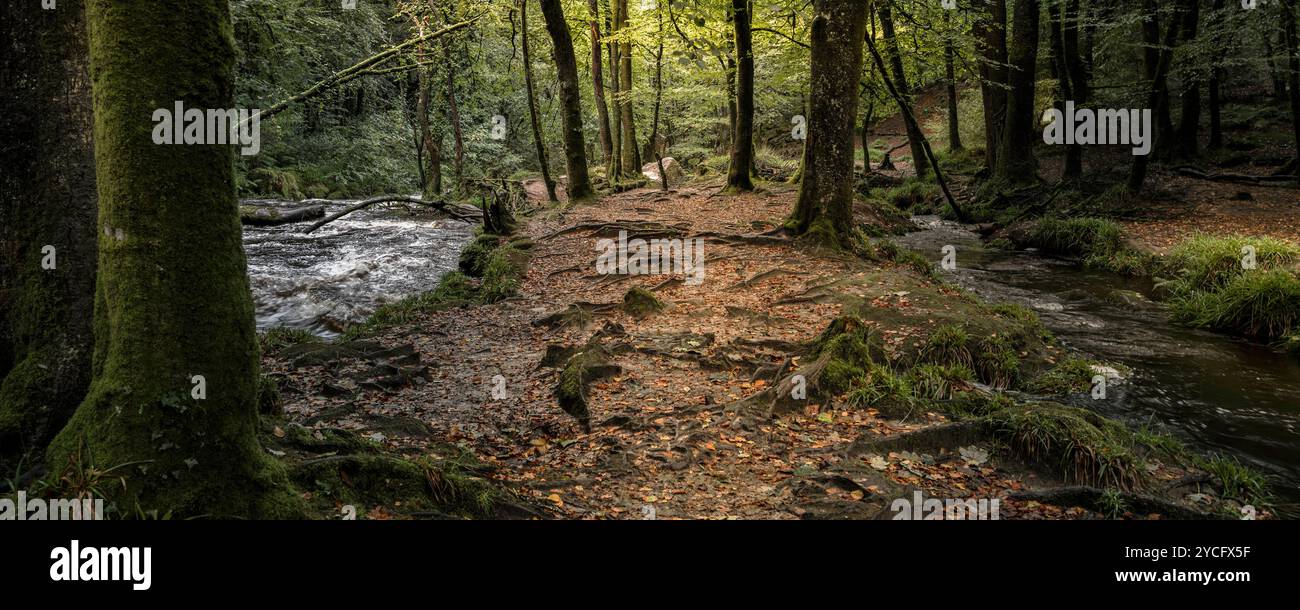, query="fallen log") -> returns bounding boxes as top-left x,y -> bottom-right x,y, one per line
240,204 -> 325,226
302,195 -> 481,234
